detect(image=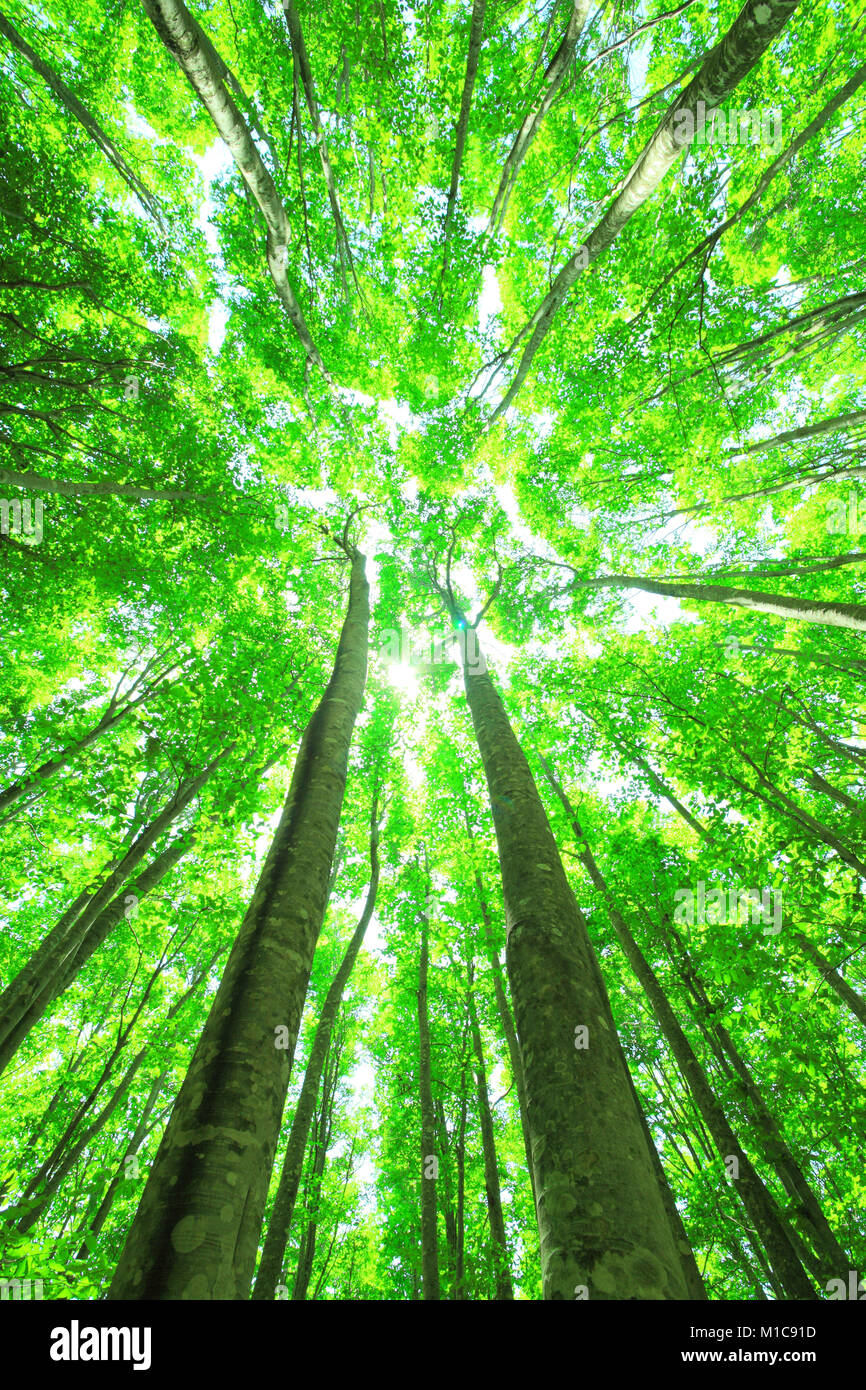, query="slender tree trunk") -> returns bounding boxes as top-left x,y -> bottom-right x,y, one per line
487,0 -> 591,234
0,754 -> 222,1076
455,1080 -> 467,1299
417,873 -> 441,1300
0,830 -> 194,1076
0,661 -> 178,820
461,797 -> 538,1214
108,546 -> 369,1299
0,13 -> 164,228
806,771 -> 863,814
252,785 -> 382,1298
574,571 -> 866,634
453,625 -> 693,1298
0,465 -> 214,501
75,1070 -> 169,1257
485,944 -> 537,1204
291,1034 -> 339,1301
491,0 -> 803,419
621,1056 -> 707,1300
577,707 -> 710,839
310,1137 -> 355,1300
15,1044 -> 152,1232
655,913 -> 853,1281
441,0 -> 486,273
796,932 -> 866,1028
281,0 -> 354,302
729,406 -> 866,459
141,0 -> 323,369
11,952 -> 211,1231
434,1095 -> 459,1296
724,761 -> 866,878
556,797 -> 817,1299
728,1232 -> 770,1299
465,971 -> 513,1299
